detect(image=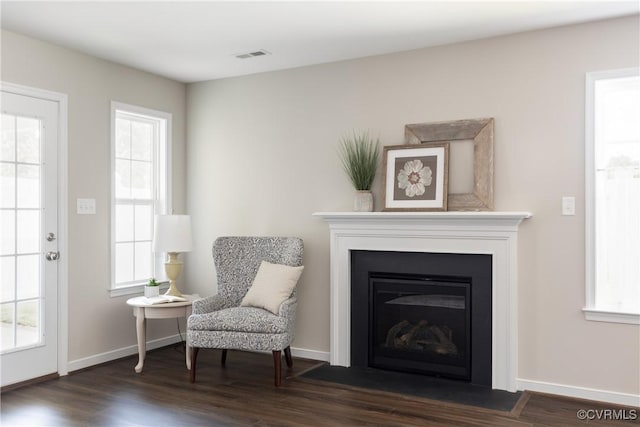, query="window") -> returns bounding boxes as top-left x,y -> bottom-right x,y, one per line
111,102 -> 171,295
585,68 -> 640,324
